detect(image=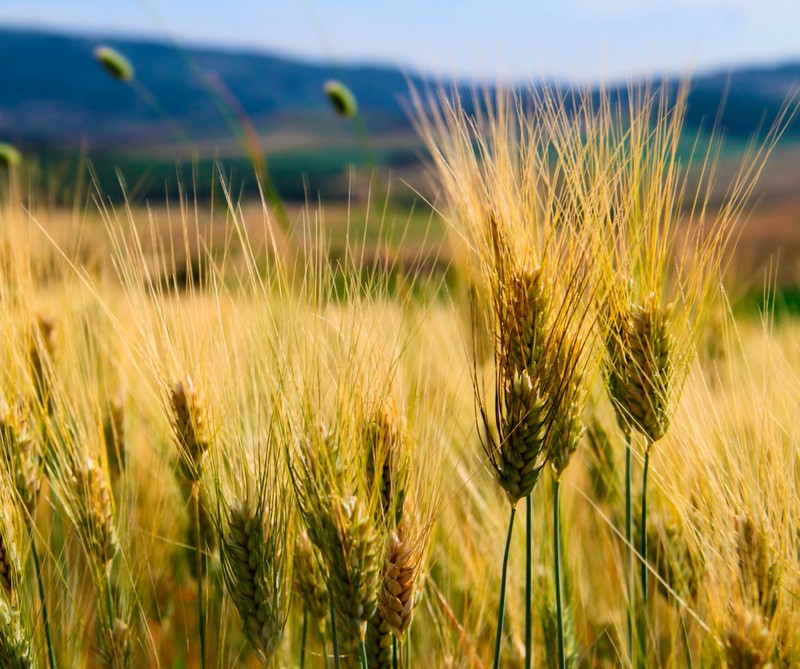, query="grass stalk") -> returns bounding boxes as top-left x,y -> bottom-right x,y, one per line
30,537 -> 55,669
625,431 -> 634,665
329,590 -> 341,669
360,637 -> 369,668
492,505 -> 517,669
639,443 -> 651,668
554,477 -> 566,669
525,494 -> 533,669
300,611 -> 308,669
322,629 -> 329,669
681,613 -> 693,668
393,635 -> 398,669
104,575 -> 116,627
193,486 -> 207,669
